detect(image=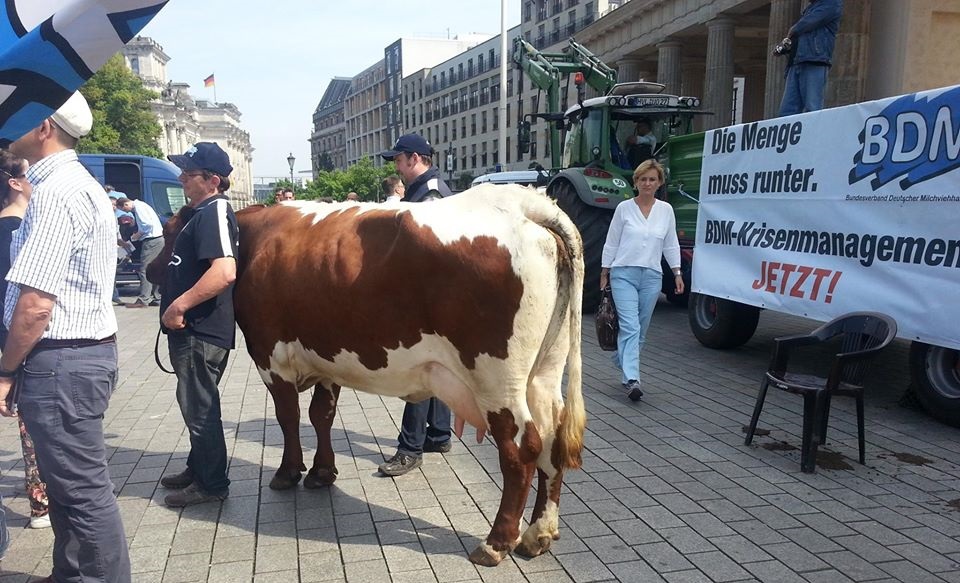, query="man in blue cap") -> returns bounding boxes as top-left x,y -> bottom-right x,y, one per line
377,133 -> 453,476
158,142 -> 239,507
